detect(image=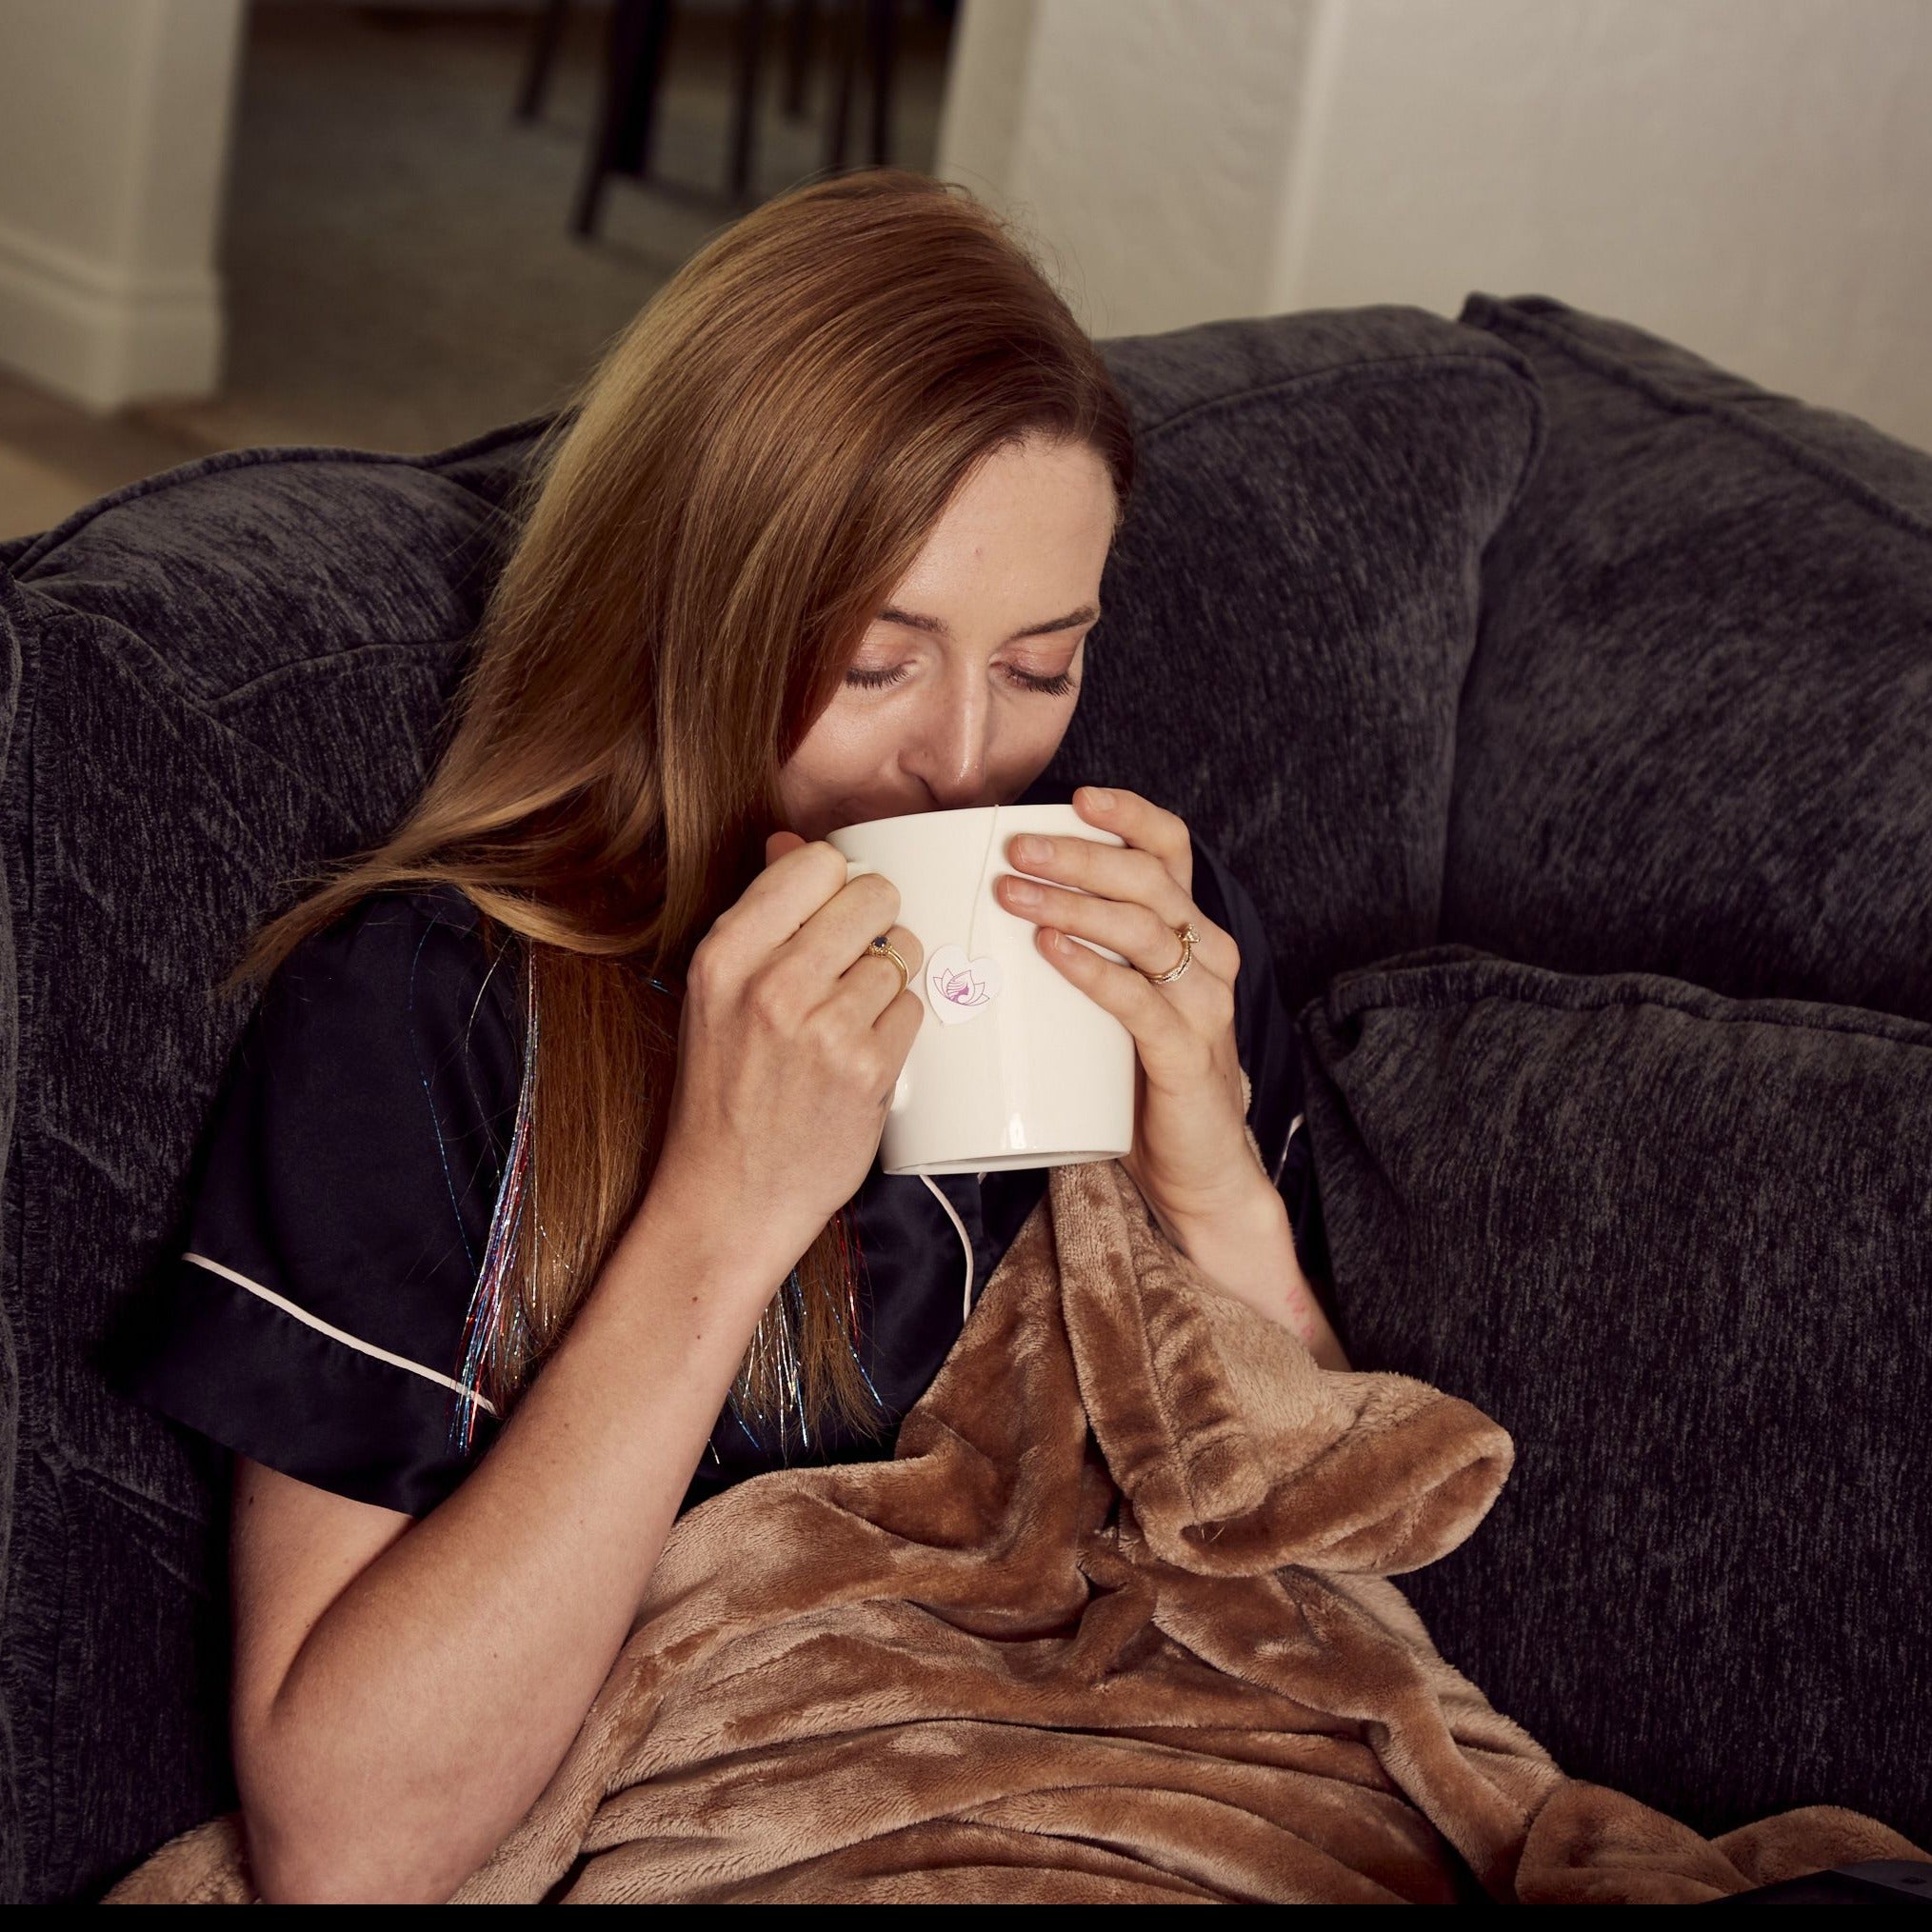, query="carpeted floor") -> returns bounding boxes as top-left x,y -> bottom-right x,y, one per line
0,0 -> 952,541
